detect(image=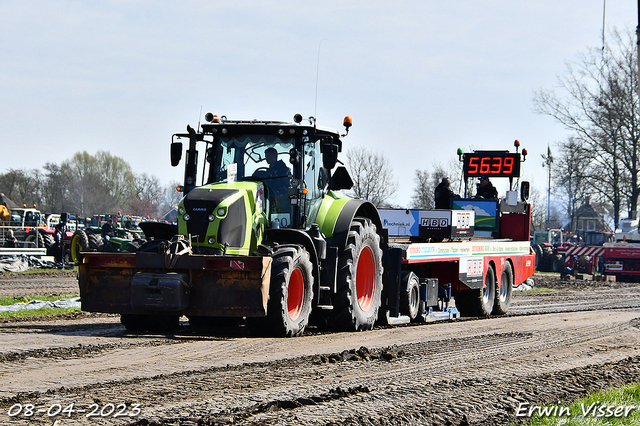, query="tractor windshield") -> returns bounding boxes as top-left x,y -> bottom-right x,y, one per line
207,134 -> 294,189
